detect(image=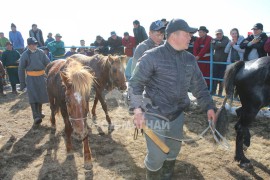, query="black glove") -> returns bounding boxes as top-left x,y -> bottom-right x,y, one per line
19,82 -> 26,91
